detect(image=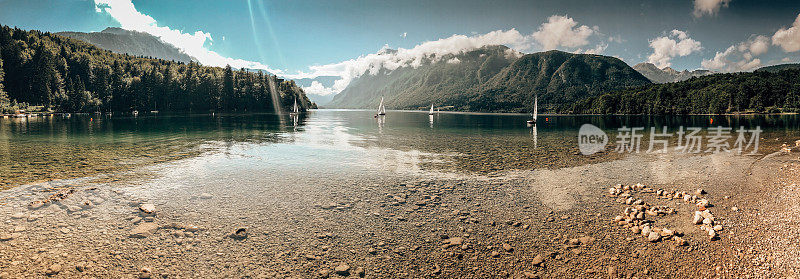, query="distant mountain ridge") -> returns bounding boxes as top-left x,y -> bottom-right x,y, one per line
756,63 -> 800,73
632,62 -> 712,83
329,47 -> 651,112
57,27 -> 195,63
